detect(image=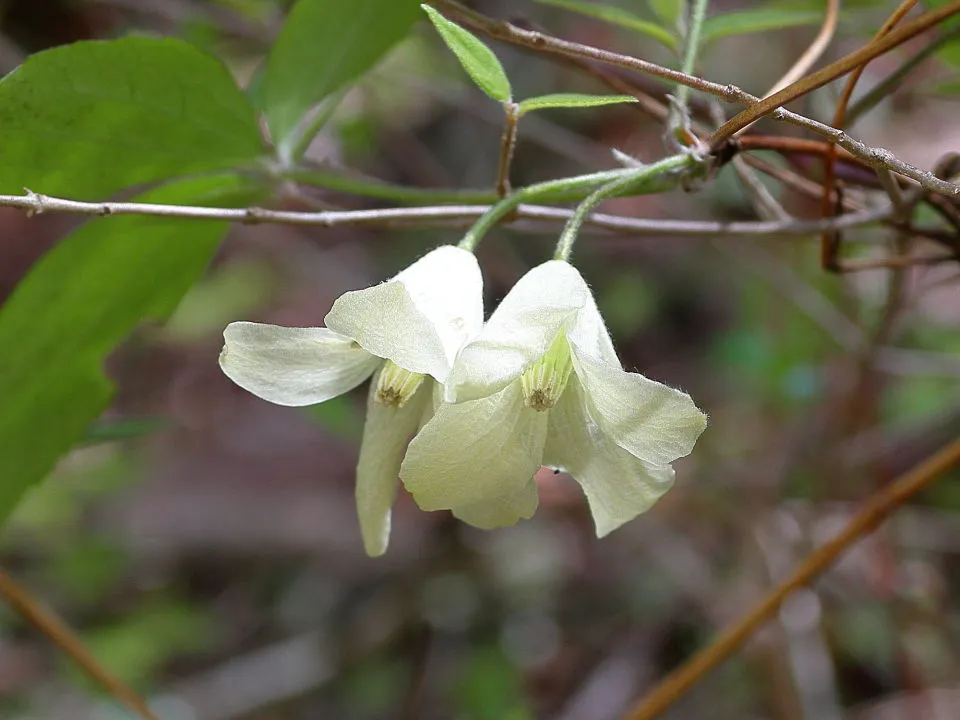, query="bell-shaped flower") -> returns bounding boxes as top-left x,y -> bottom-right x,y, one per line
218,246 -> 483,556
400,260 -> 707,537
